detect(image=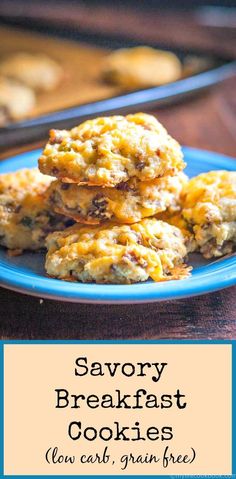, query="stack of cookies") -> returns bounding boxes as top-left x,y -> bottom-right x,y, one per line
38,113 -> 191,284
1,113 -> 234,283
